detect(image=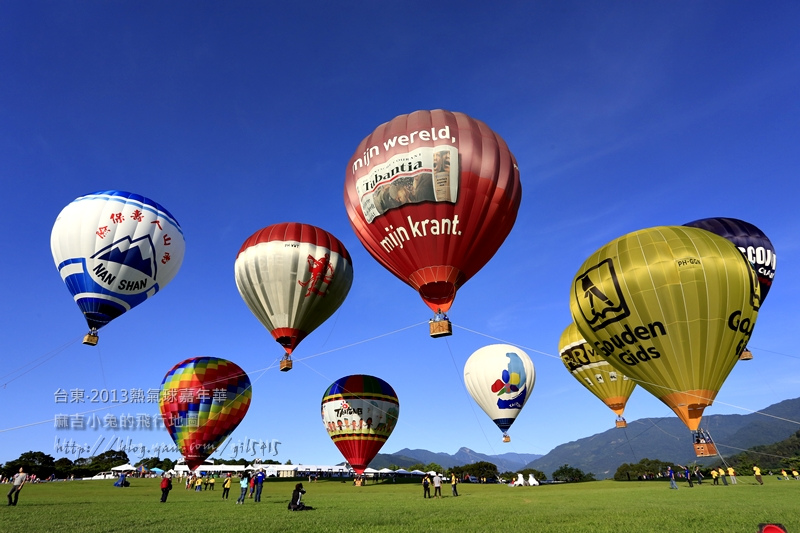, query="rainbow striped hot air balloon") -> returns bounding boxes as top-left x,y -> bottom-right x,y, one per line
321,375 -> 399,474
159,357 -> 251,470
